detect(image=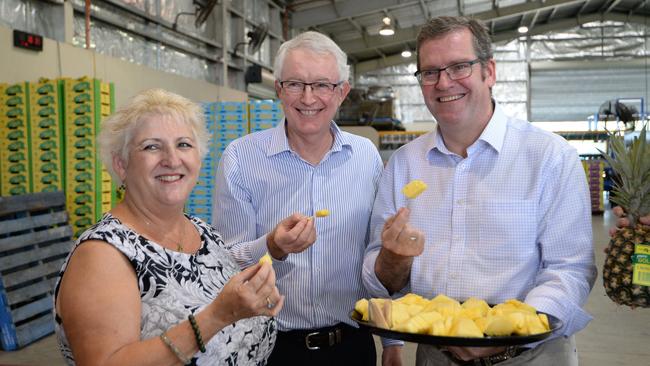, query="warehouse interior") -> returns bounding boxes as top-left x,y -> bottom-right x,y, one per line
0,0 -> 649,365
